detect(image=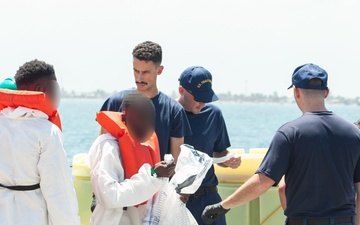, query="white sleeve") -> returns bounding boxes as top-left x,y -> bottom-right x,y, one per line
37,126 -> 80,225
90,136 -> 162,209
